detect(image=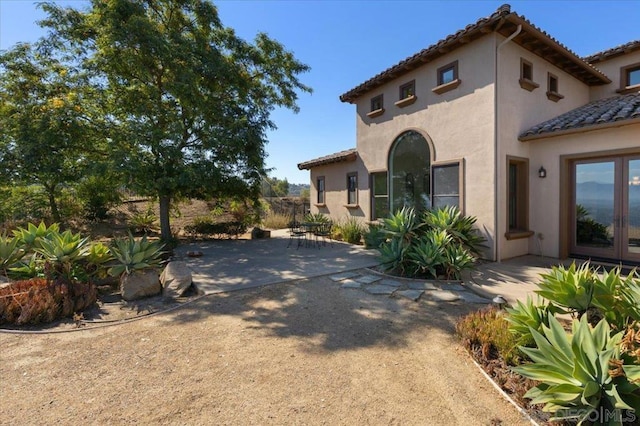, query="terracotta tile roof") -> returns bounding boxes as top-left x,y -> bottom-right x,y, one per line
583,40 -> 640,64
297,148 -> 357,170
340,4 -> 610,103
519,93 -> 640,141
